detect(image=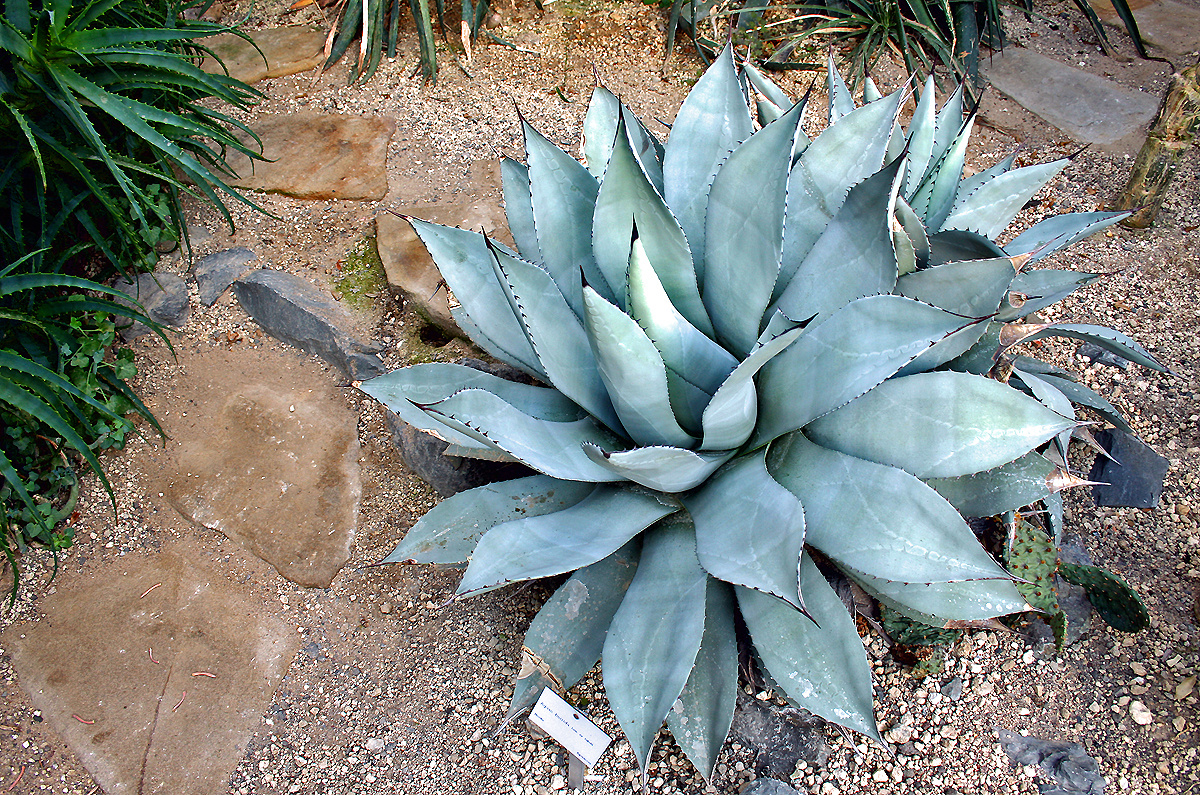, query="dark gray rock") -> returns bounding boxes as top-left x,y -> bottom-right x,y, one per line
1089,429 -> 1168,508
739,779 -> 803,795
1078,342 -> 1130,370
383,359 -> 531,496
233,269 -> 385,380
195,247 -> 256,305
113,272 -> 190,339
940,676 -> 963,702
730,691 -> 827,780
998,729 -> 1106,795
